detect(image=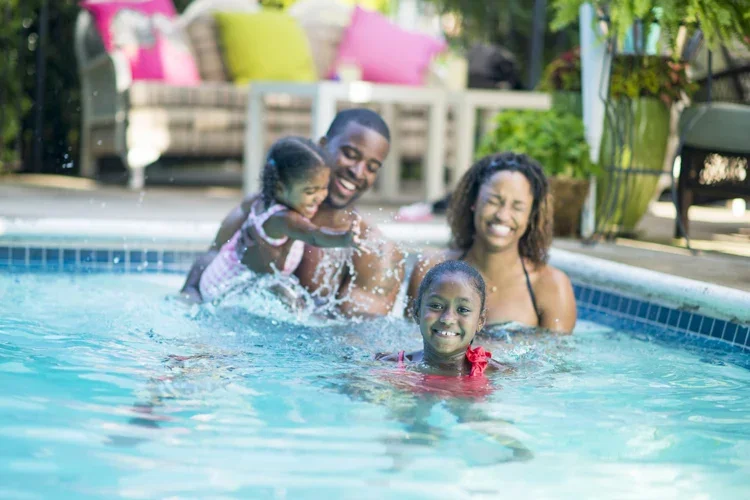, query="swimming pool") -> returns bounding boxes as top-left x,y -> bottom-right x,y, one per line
1,265 -> 750,498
